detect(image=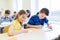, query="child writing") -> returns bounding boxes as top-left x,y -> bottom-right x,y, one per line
8,10 -> 28,36
27,8 -> 52,29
